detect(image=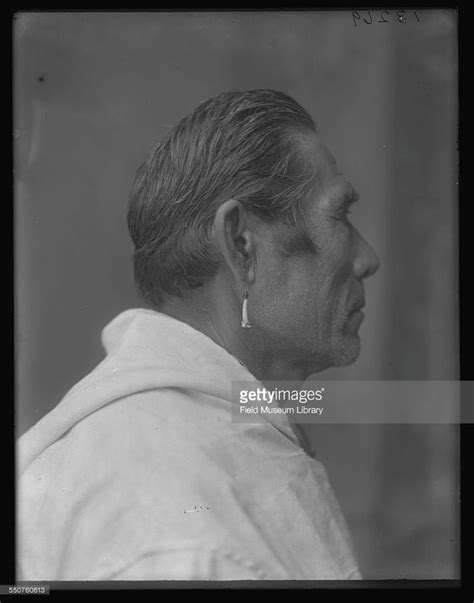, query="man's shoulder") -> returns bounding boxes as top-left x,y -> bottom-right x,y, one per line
21,387 -> 237,490
17,388 -> 272,580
